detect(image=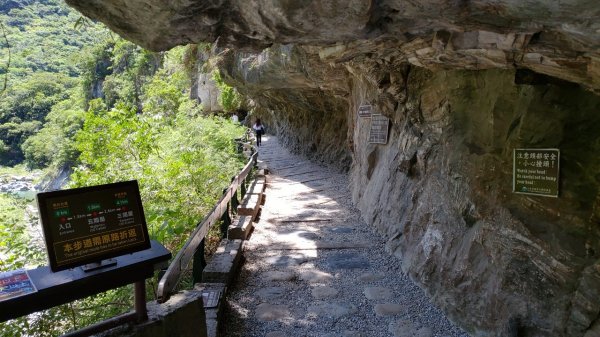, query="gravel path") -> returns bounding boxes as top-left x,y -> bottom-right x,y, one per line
222,136 -> 469,337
